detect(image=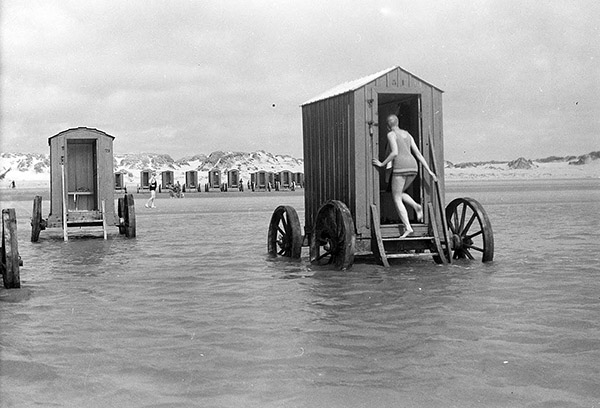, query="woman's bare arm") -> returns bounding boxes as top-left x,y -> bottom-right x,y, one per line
372,132 -> 398,168
410,137 -> 437,181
